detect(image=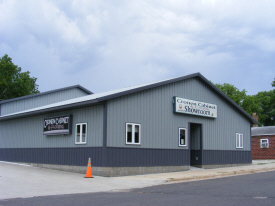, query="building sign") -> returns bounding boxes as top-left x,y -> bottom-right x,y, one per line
173,97 -> 217,118
43,115 -> 72,135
